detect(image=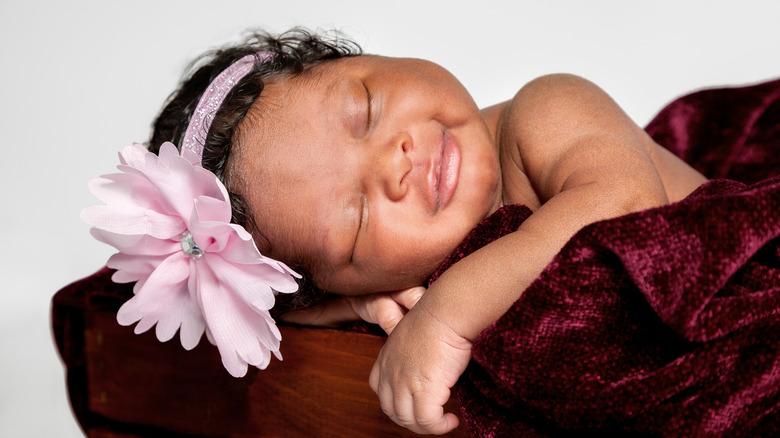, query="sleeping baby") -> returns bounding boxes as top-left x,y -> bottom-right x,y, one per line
83,28 -> 709,435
